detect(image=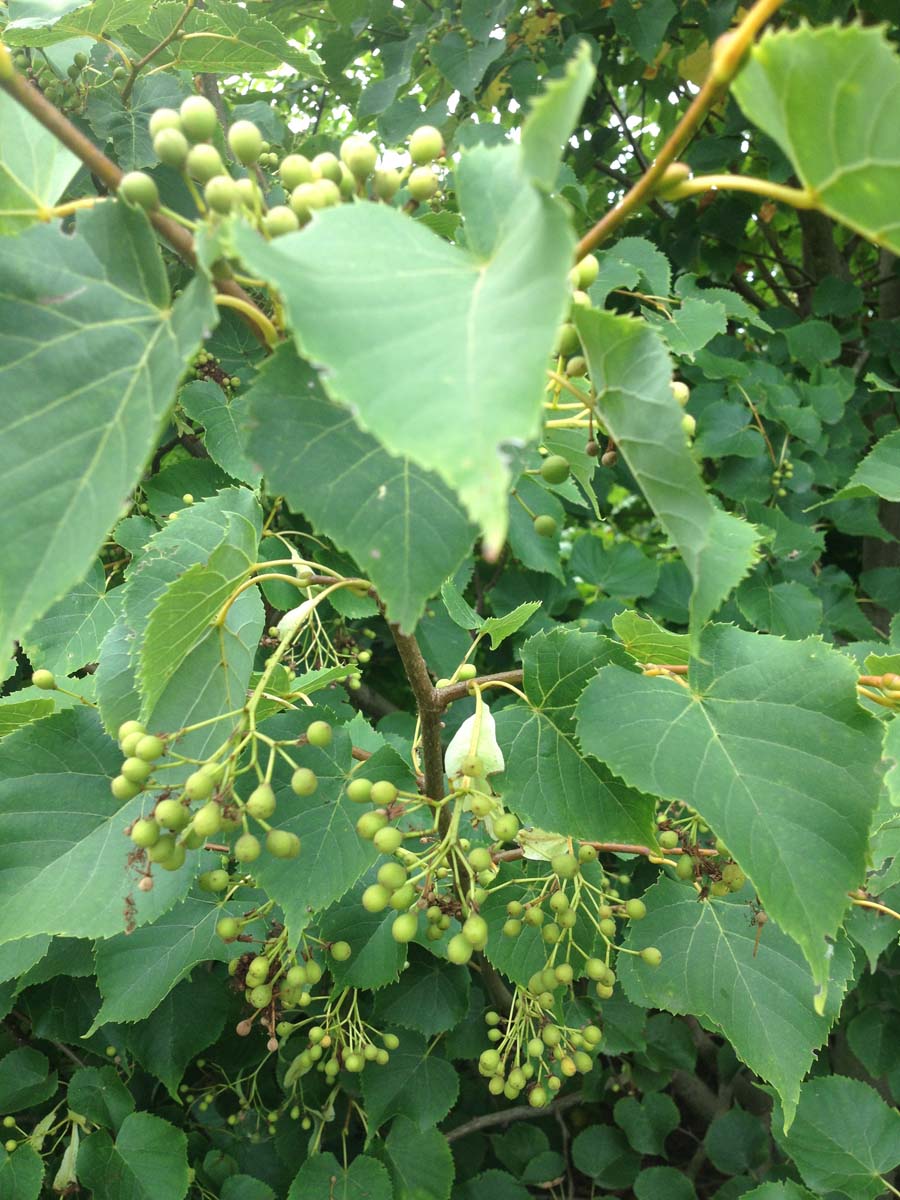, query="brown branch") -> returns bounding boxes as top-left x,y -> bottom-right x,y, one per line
121,0 -> 196,103
0,66 -> 270,347
576,0 -> 788,258
446,1091 -> 583,1142
435,669 -> 524,710
494,841 -> 717,863
388,625 -> 444,802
